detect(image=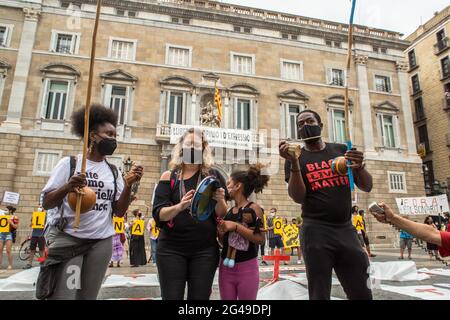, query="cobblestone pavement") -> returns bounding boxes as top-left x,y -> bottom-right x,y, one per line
0,244 -> 448,300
